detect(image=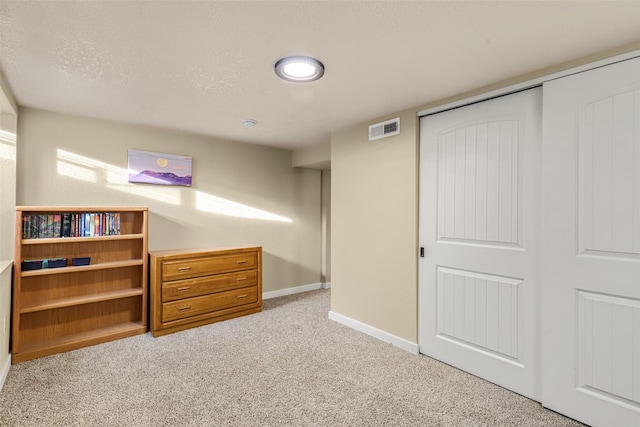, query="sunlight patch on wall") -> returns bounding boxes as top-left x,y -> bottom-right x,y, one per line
56,149 -> 181,205
195,191 -> 293,223
57,159 -> 97,182
0,130 -> 16,160
110,180 -> 181,205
